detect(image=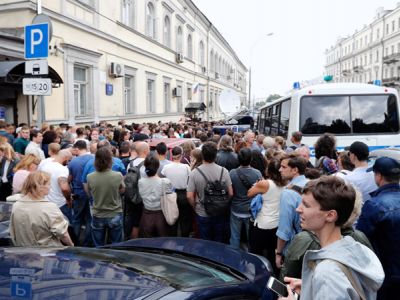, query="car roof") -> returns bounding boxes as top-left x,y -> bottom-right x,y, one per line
147,138 -> 199,149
